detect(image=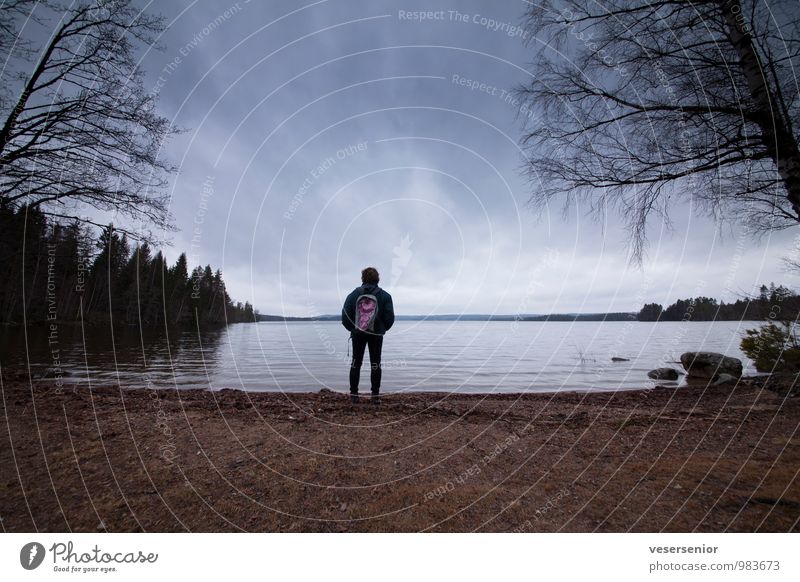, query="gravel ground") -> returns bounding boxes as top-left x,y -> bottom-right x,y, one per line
1,377 -> 798,532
